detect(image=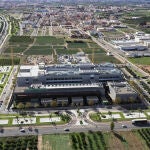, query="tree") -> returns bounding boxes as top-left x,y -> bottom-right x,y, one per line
115,97 -> 121,104
108,111 -> 112,119
87,100 -> 94,106
110,121 -> 115,131
62,101 -> 67,107
34,103 -> 39,108
50,100 -> 57,107
49,113 -> 52,122
17,102 -> 24,109
25,102 -> 32,108
97,112 -> 101,121
138,109 -> 142,118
